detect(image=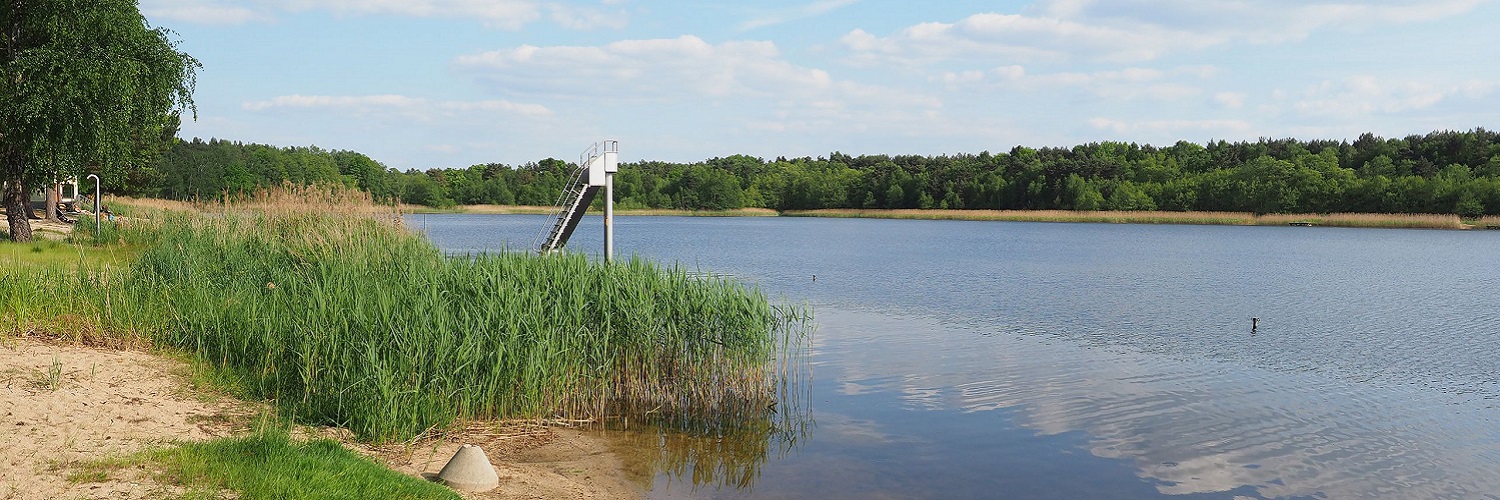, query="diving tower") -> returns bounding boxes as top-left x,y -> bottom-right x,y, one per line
534,140 -> 619,261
